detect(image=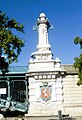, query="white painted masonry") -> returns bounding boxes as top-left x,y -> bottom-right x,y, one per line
62,65 -> 82,116
26,13 -> 82,116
